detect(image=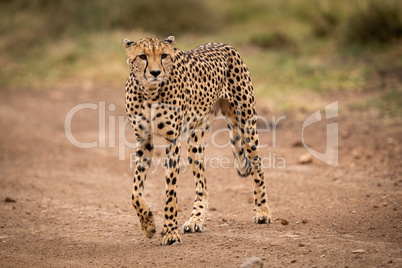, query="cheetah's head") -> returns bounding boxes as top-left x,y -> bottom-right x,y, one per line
123,36 -> 176,89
